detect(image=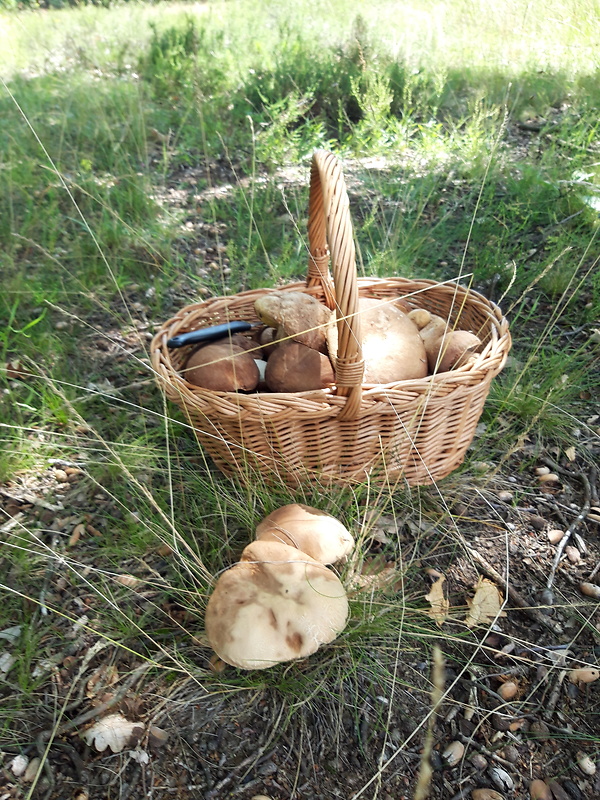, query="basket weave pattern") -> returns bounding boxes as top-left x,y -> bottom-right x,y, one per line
151,152 -> 511,487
